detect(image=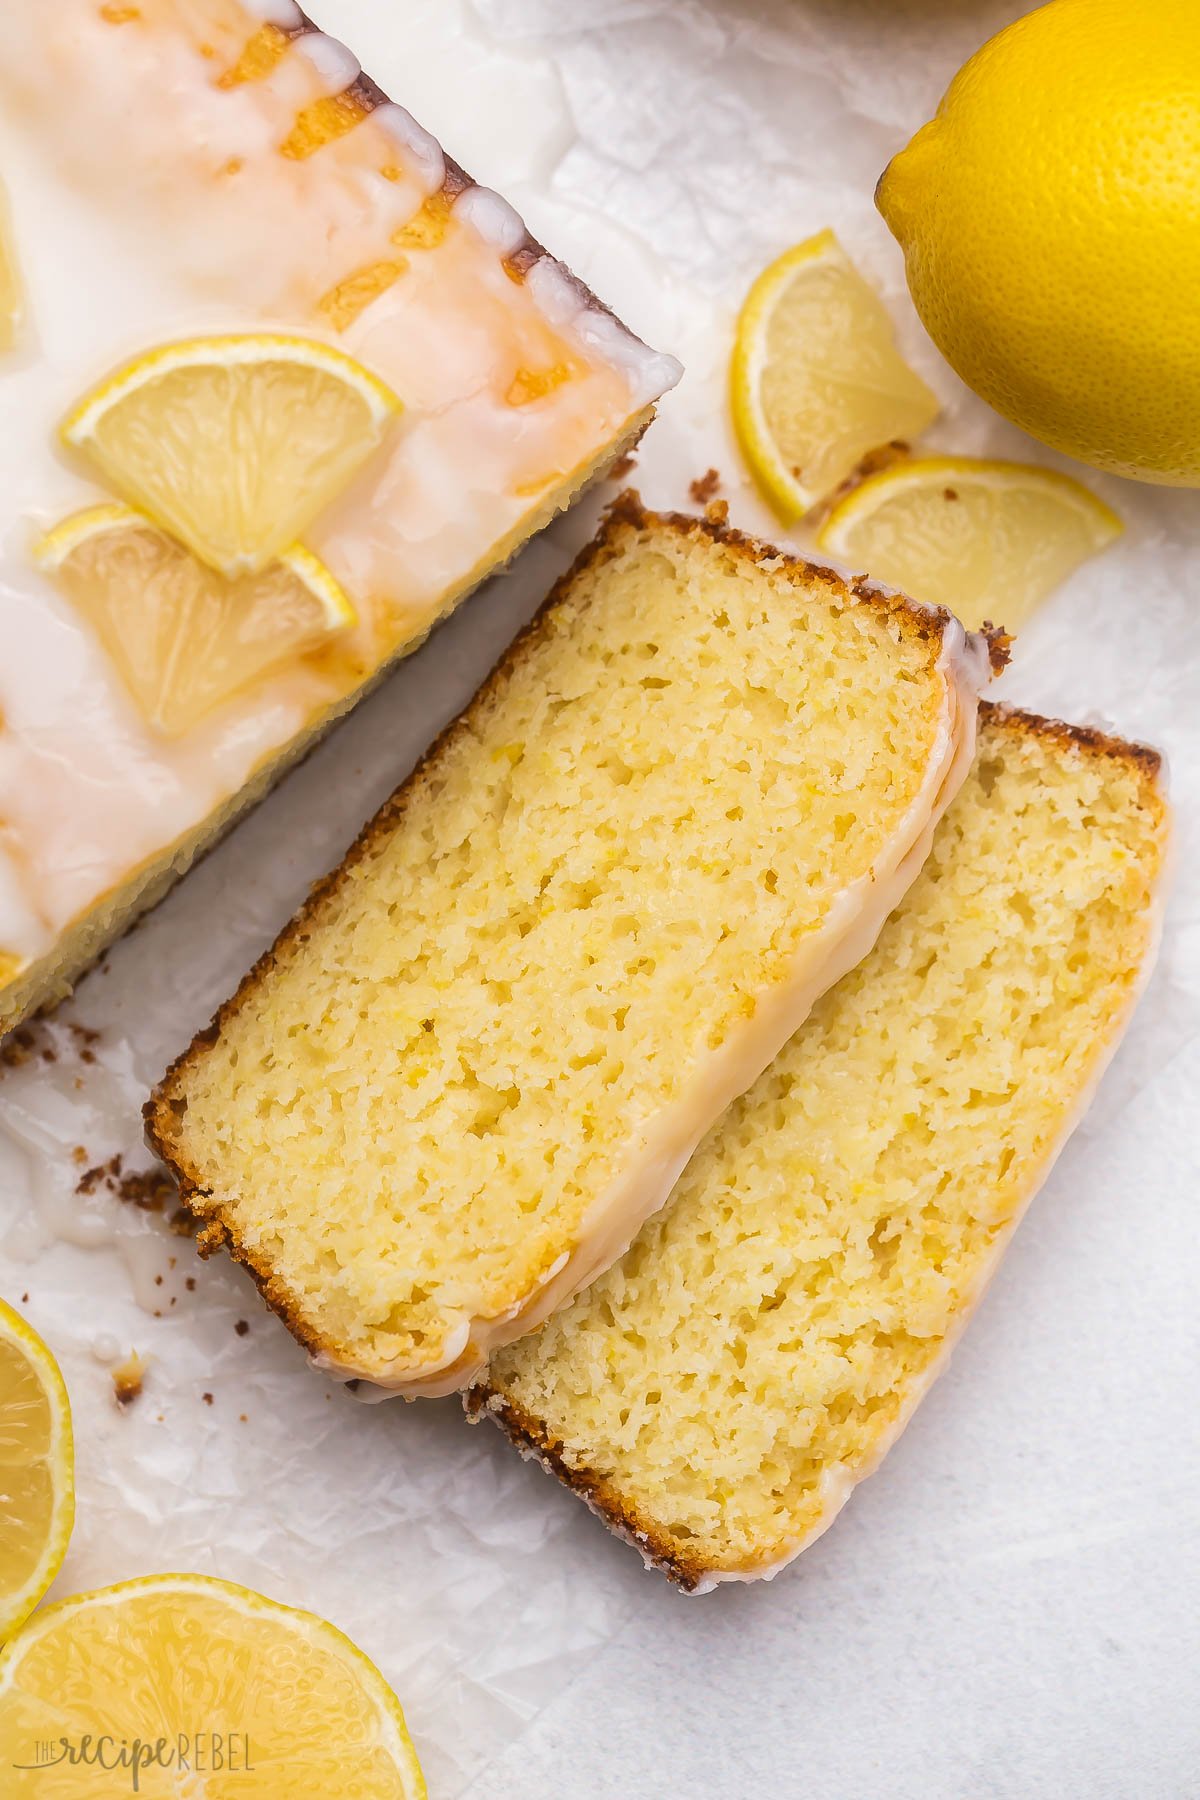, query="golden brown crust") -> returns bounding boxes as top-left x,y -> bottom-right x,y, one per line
978,699 -> 1165,785
464,1384 -> 711,1591
145,490 -> 991,1367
